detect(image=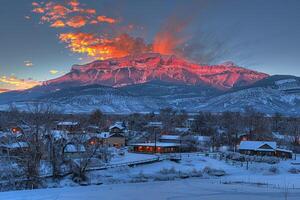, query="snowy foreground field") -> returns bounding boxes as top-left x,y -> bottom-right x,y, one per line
1,179 -> 300,200
1,152 -> 300,199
